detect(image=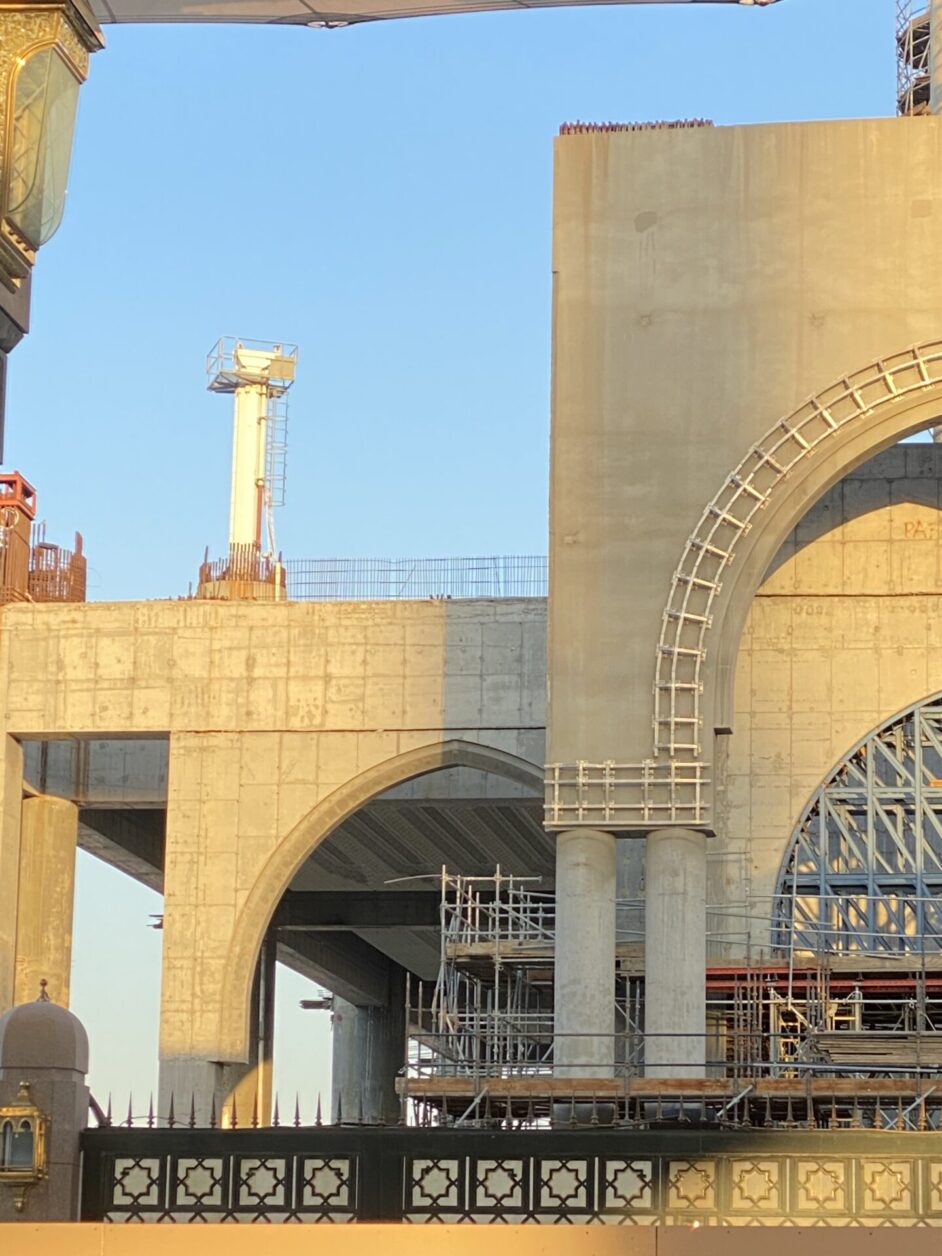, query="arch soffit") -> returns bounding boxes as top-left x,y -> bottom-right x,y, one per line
656,342 -> 942,764
217,737 -> 543,1059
